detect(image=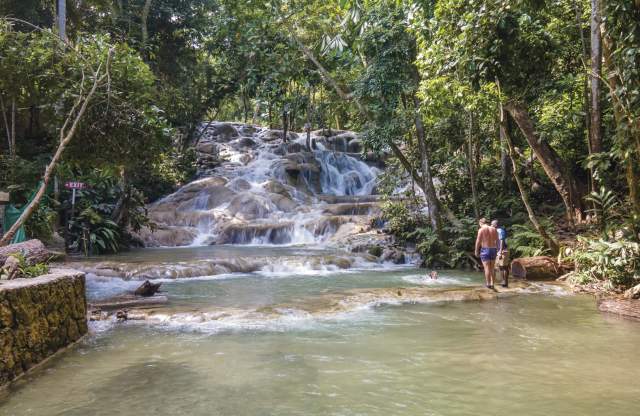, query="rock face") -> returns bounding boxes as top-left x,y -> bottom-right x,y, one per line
0,269 -> 87,388
140,122 -> 390,250
597,297 -> 640,321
